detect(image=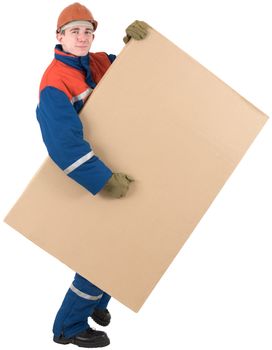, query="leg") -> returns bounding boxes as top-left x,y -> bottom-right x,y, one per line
53,273 -> 104,338
95,292 -> 111,310
91,292 -> 112,326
